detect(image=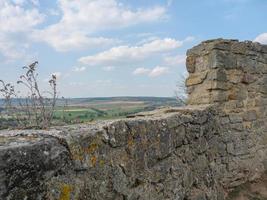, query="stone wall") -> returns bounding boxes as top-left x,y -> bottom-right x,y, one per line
0,39 -> 267,200
186,39 -> 267,187
186,39 -> 267,105
1,107 -> 226,200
